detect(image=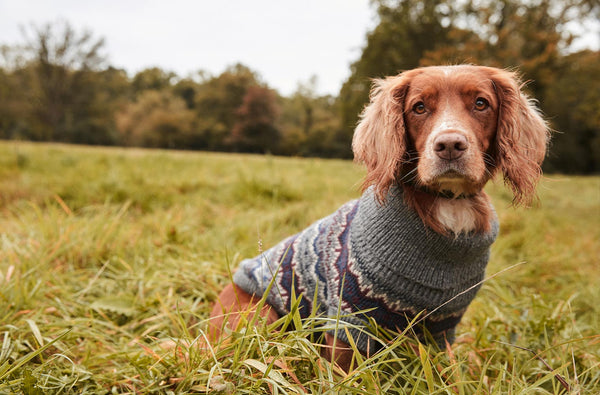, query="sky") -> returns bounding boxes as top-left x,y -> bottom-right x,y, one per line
1,1 -> 598,97
0,0 -> 376,96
